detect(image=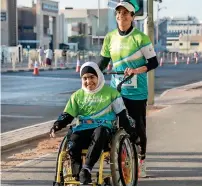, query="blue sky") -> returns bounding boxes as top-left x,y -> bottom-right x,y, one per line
17,0 -> 202,21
